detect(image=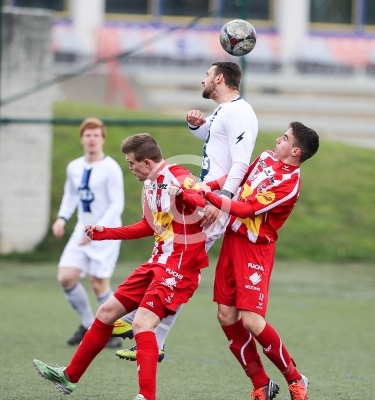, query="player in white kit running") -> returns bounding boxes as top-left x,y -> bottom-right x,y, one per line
52,118 -> 124,348
115,62 -> 258,361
